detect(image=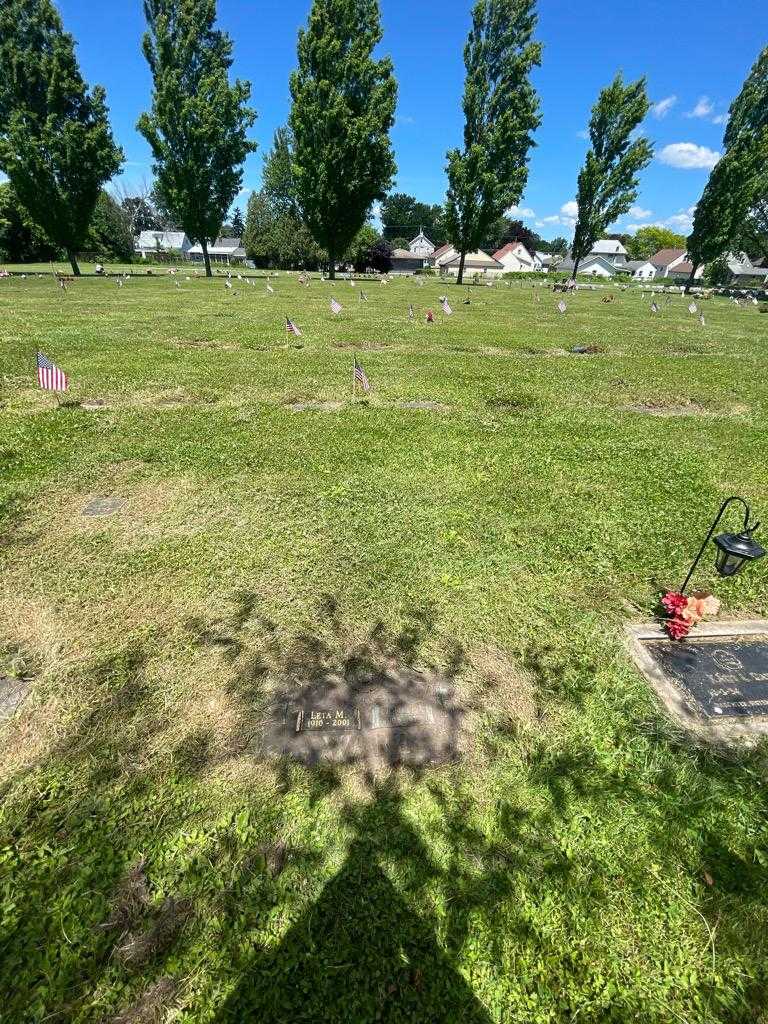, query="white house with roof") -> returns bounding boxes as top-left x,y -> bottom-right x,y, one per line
589,239 -> 629,266
441,249 -> 504,278
492,242 -> 535,272
408,231 -> 435,258
135,230 -> 193,258
624,260 -> 657,280
187,237 -> 246,264
430,243 -> 459,270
